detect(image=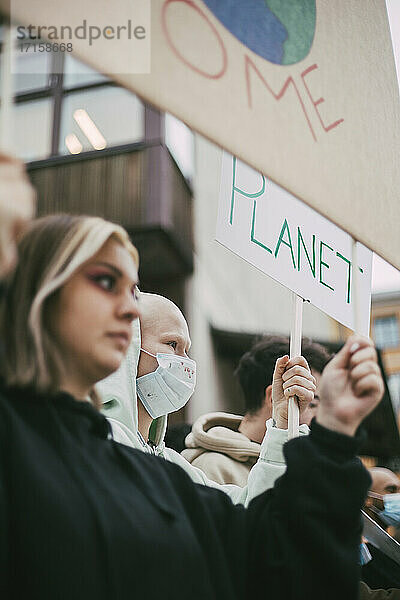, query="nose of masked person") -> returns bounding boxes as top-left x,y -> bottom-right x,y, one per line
136,348 -> 196,419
